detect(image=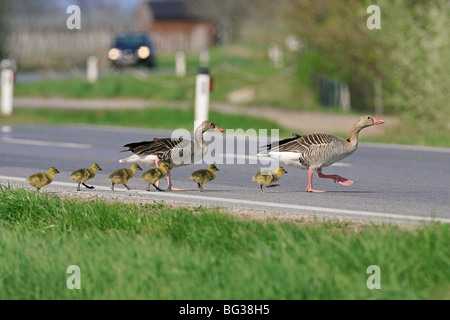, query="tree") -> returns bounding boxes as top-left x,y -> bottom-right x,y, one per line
280,0 -> 387,111
368,0 -> 450,132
